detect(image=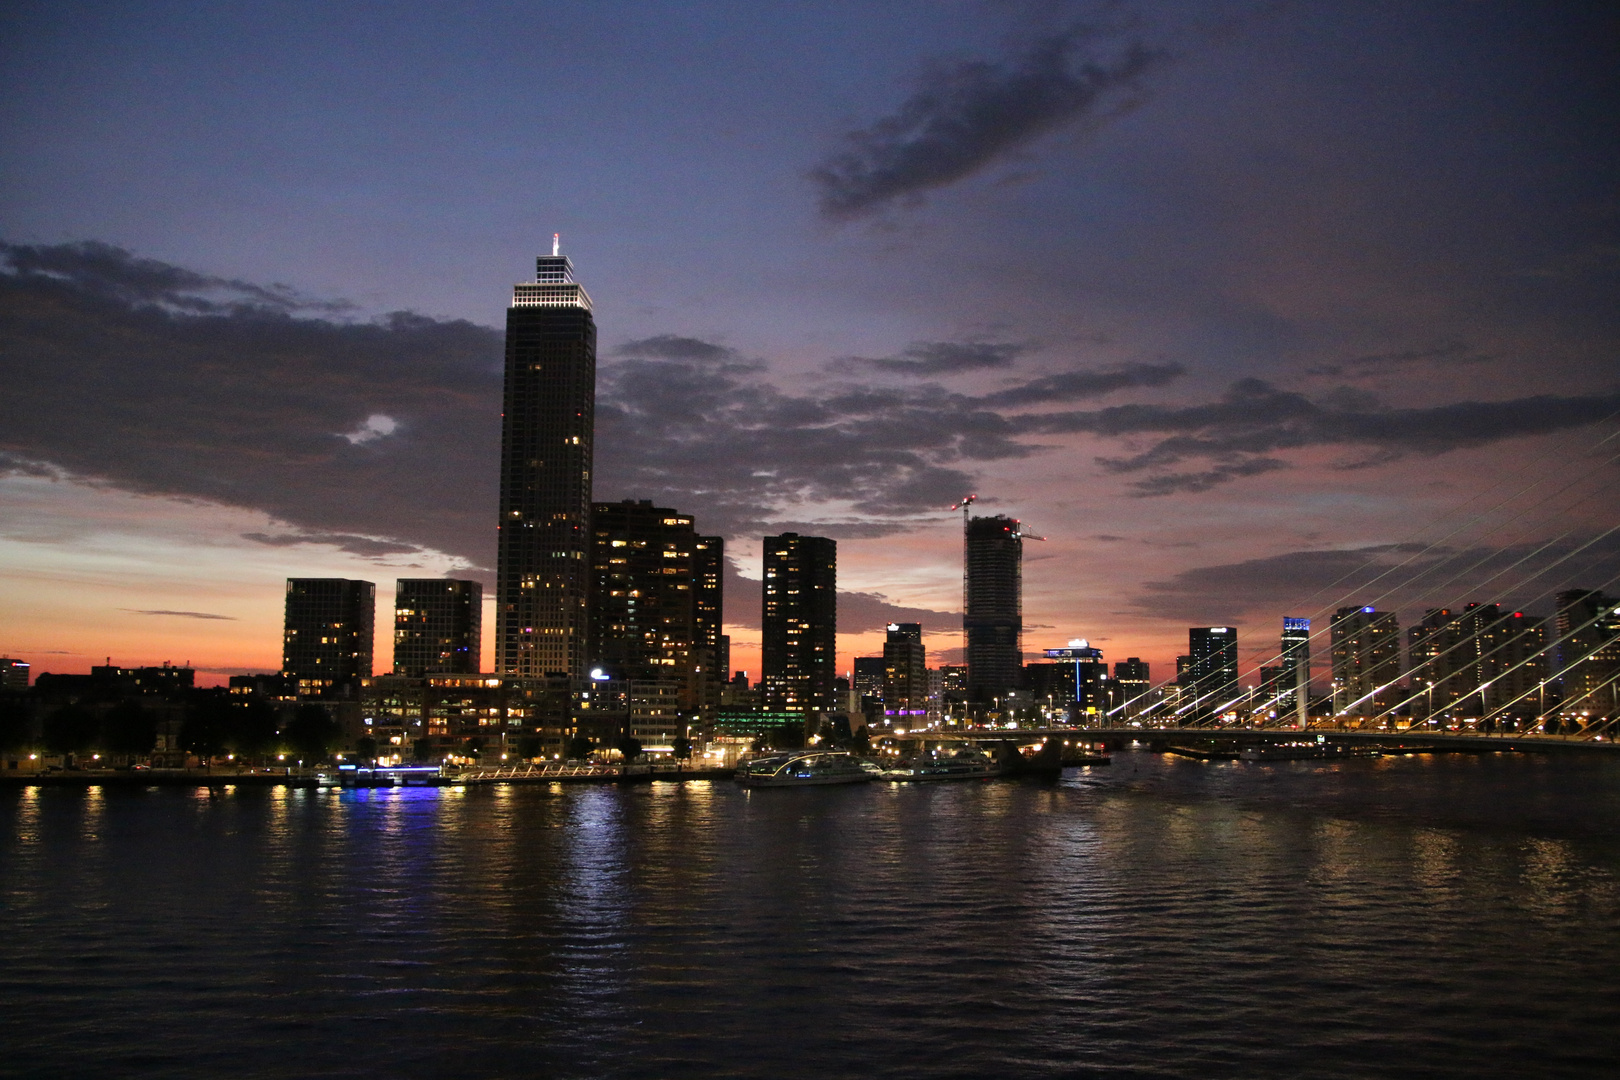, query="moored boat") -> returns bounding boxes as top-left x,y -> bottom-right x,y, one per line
736,751 -> 883,787
883,748 -> 1002,781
